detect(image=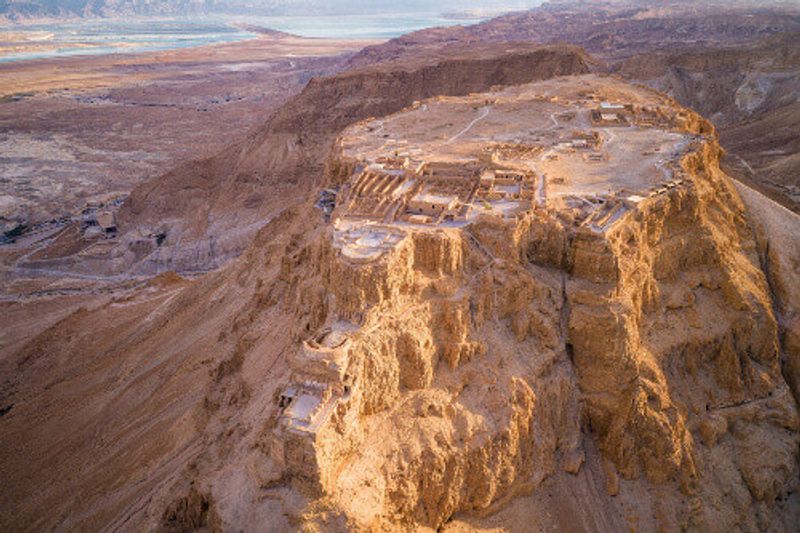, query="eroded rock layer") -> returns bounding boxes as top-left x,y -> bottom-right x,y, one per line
4,73 -> 798,532
249,75 -> 800,530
